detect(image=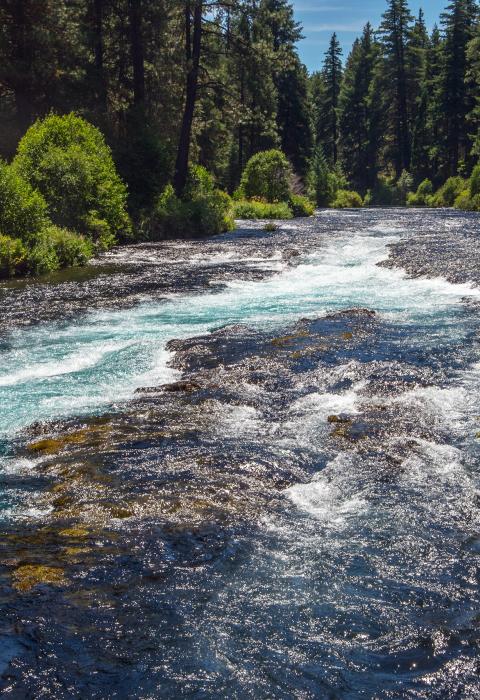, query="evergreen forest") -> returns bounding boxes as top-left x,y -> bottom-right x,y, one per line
1,0 -> 480,276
